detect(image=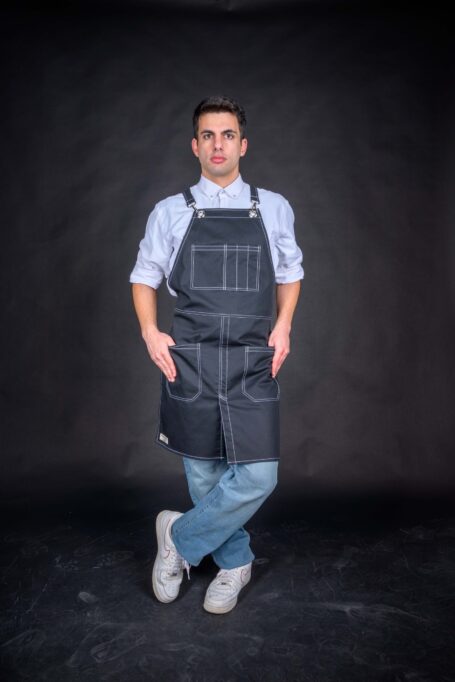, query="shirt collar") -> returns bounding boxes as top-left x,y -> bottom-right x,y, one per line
197,173 -> 245,199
